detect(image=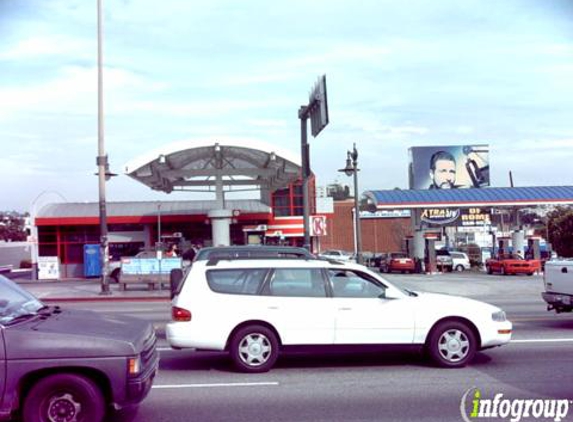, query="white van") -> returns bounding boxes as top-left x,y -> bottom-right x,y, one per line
450,251 -> 471,272
542,259 -> 573,313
